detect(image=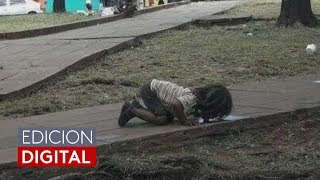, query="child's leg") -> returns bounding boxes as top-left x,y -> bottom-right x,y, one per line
137,82 -> 172,125
118,82 -> 172,127
118,99 -> 170,126
118,101 -> 135,127
131,108 -> 170,125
